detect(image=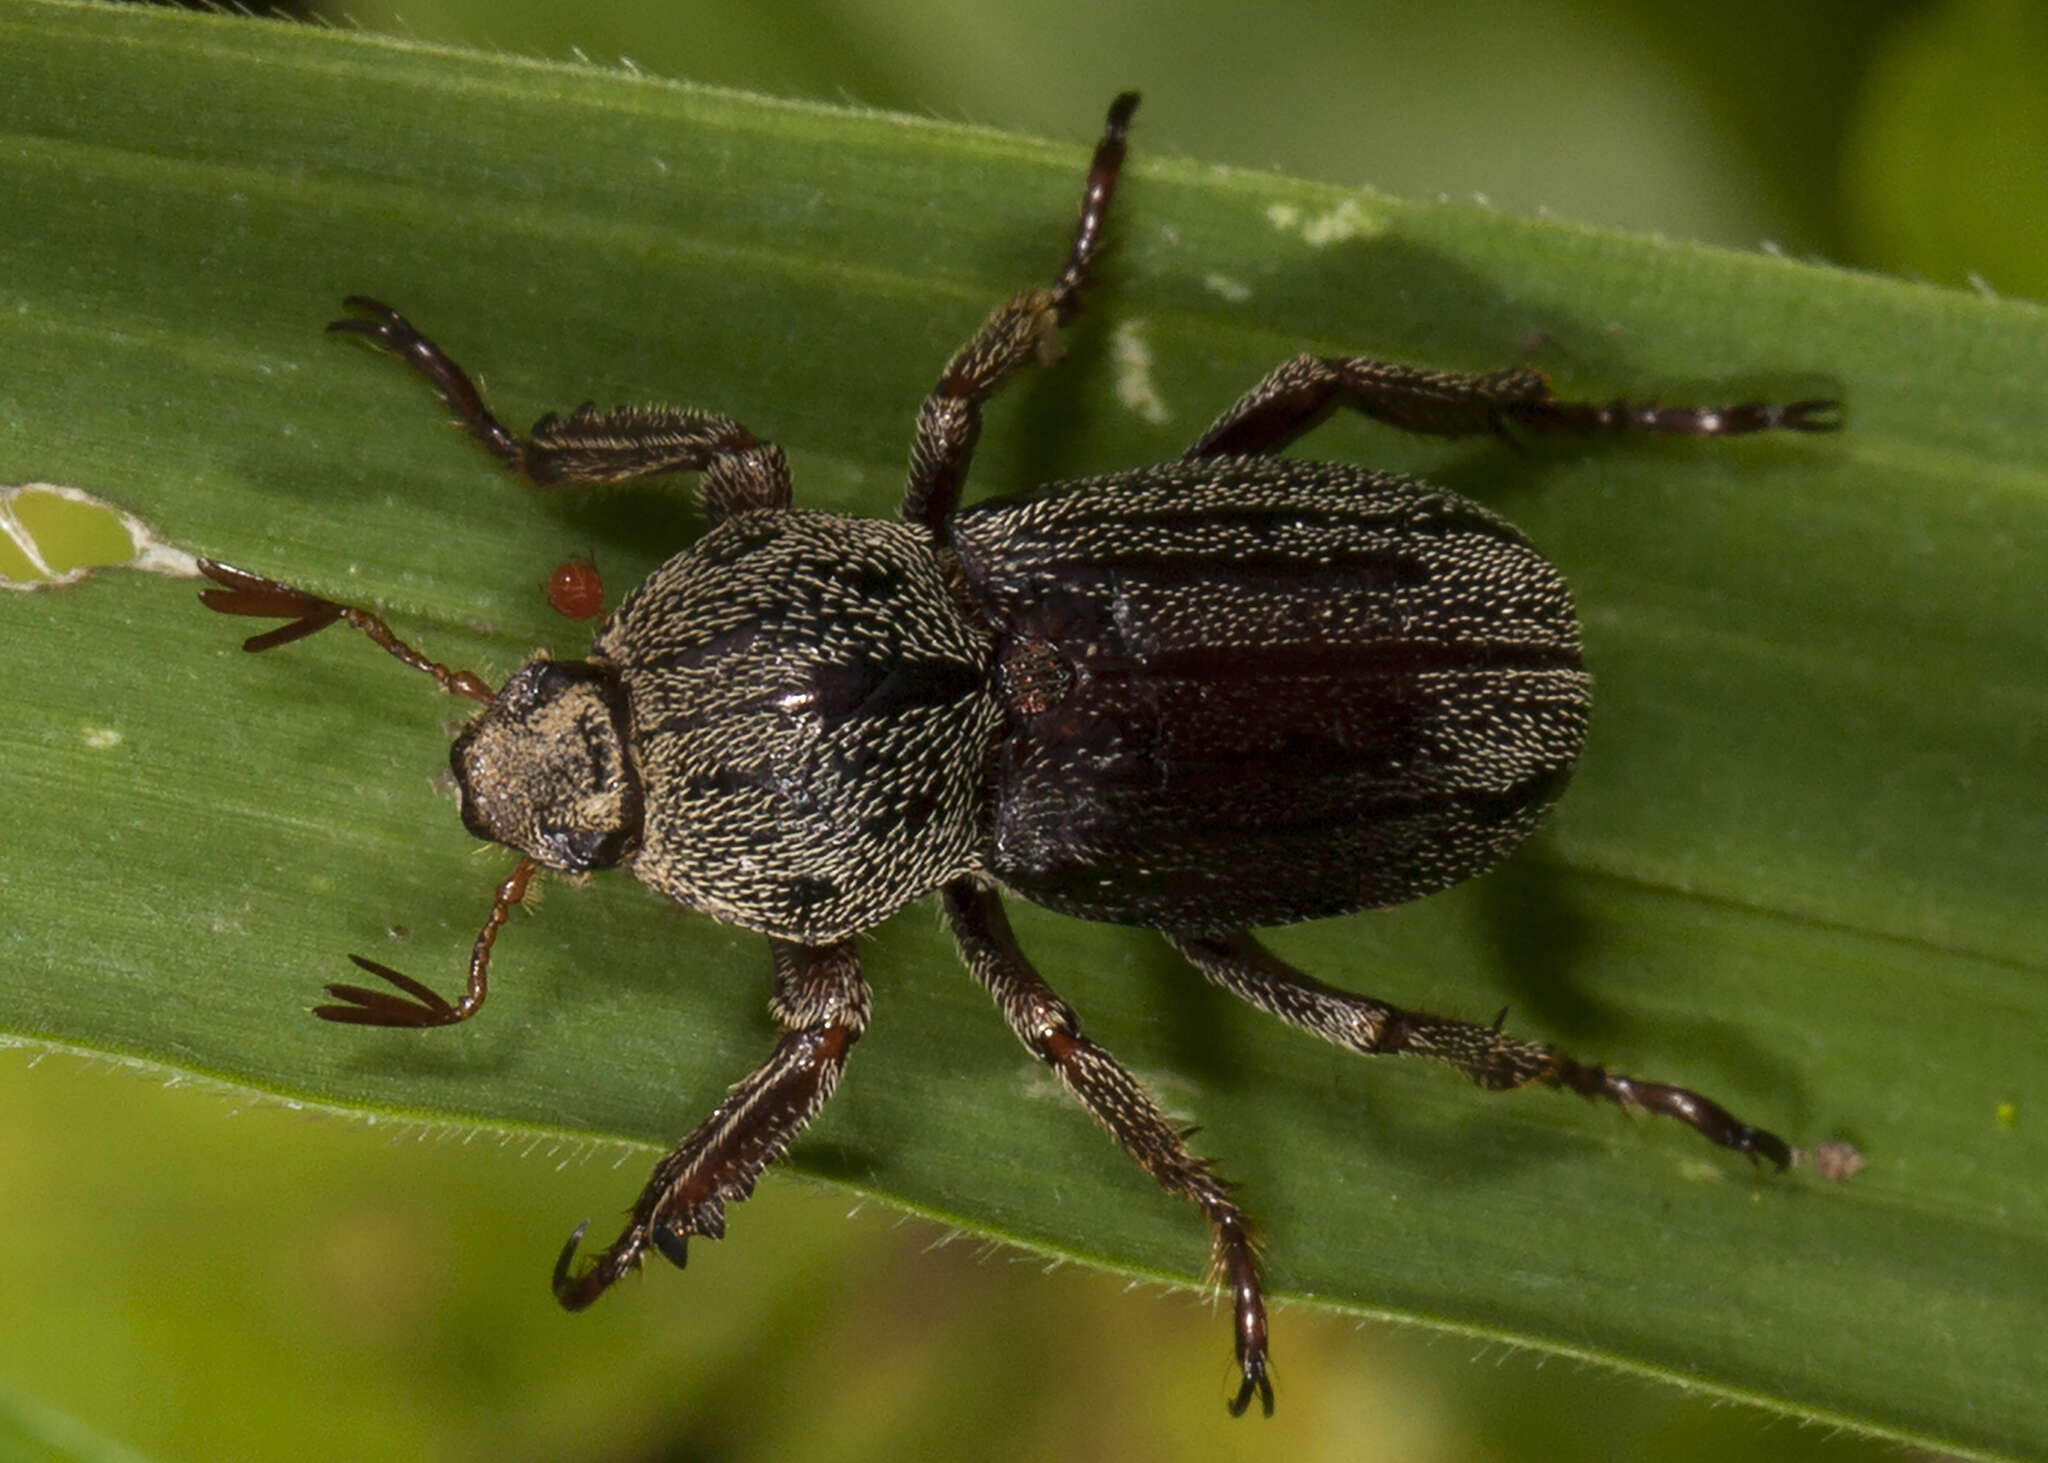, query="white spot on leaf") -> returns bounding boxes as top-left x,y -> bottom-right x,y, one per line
1267,196 -> 1386,248
1111,319 -> 1172,426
